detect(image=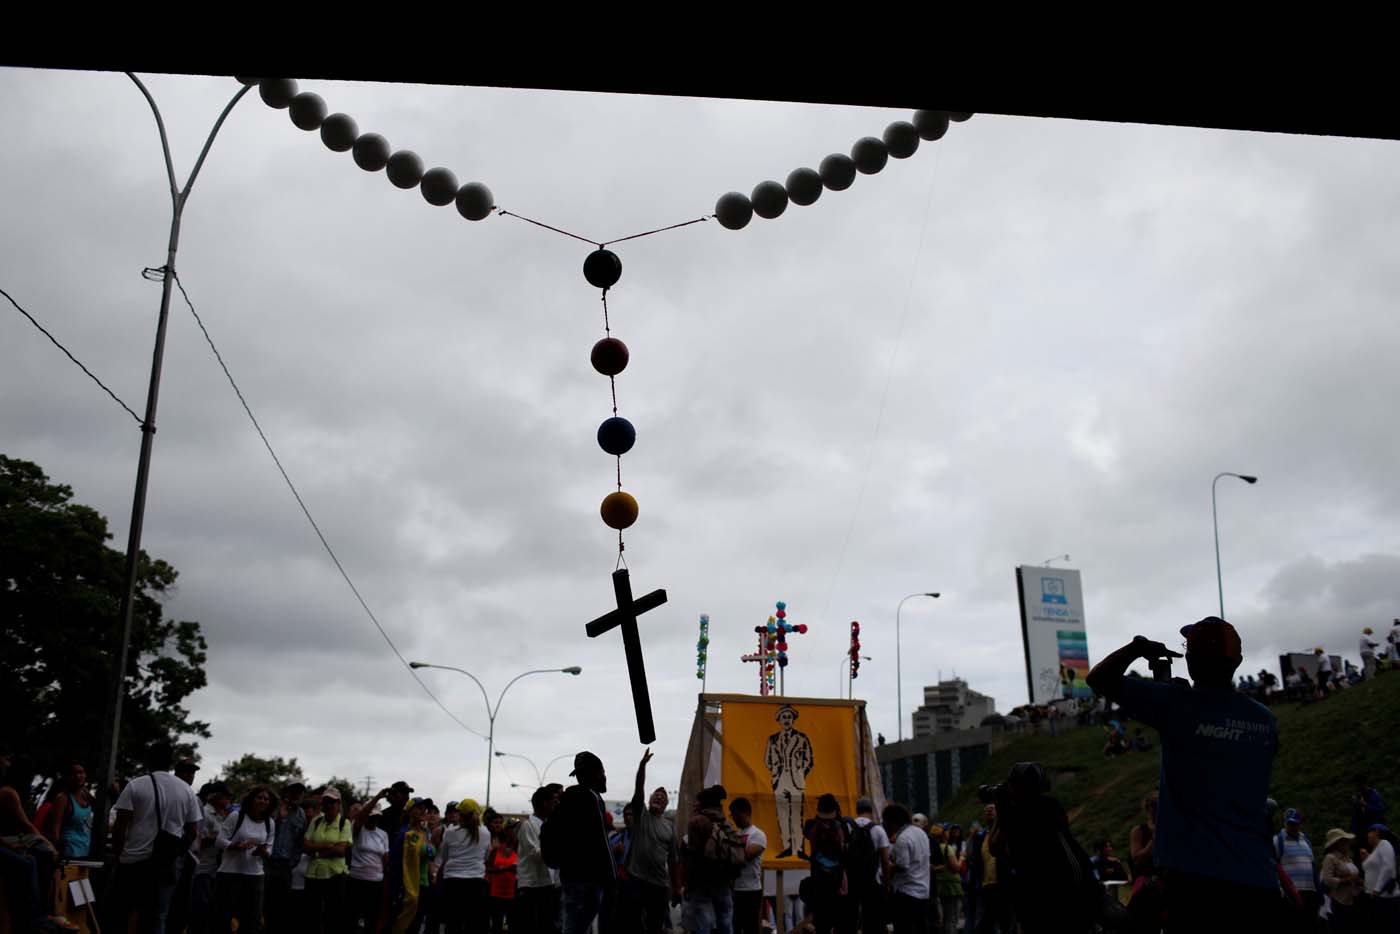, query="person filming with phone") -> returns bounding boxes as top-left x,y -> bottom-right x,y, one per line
1086,617 -> 1279,933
